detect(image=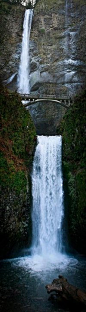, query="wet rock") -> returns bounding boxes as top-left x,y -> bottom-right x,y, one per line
30,0 -> 86,98
29,100 -> 66,135
0,3 -> 24,85
30,60 -> 38,72
0,0 -> 86,99
0,1 -> 86,130
46,275 -> 86,309
30,70 -> 41,90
